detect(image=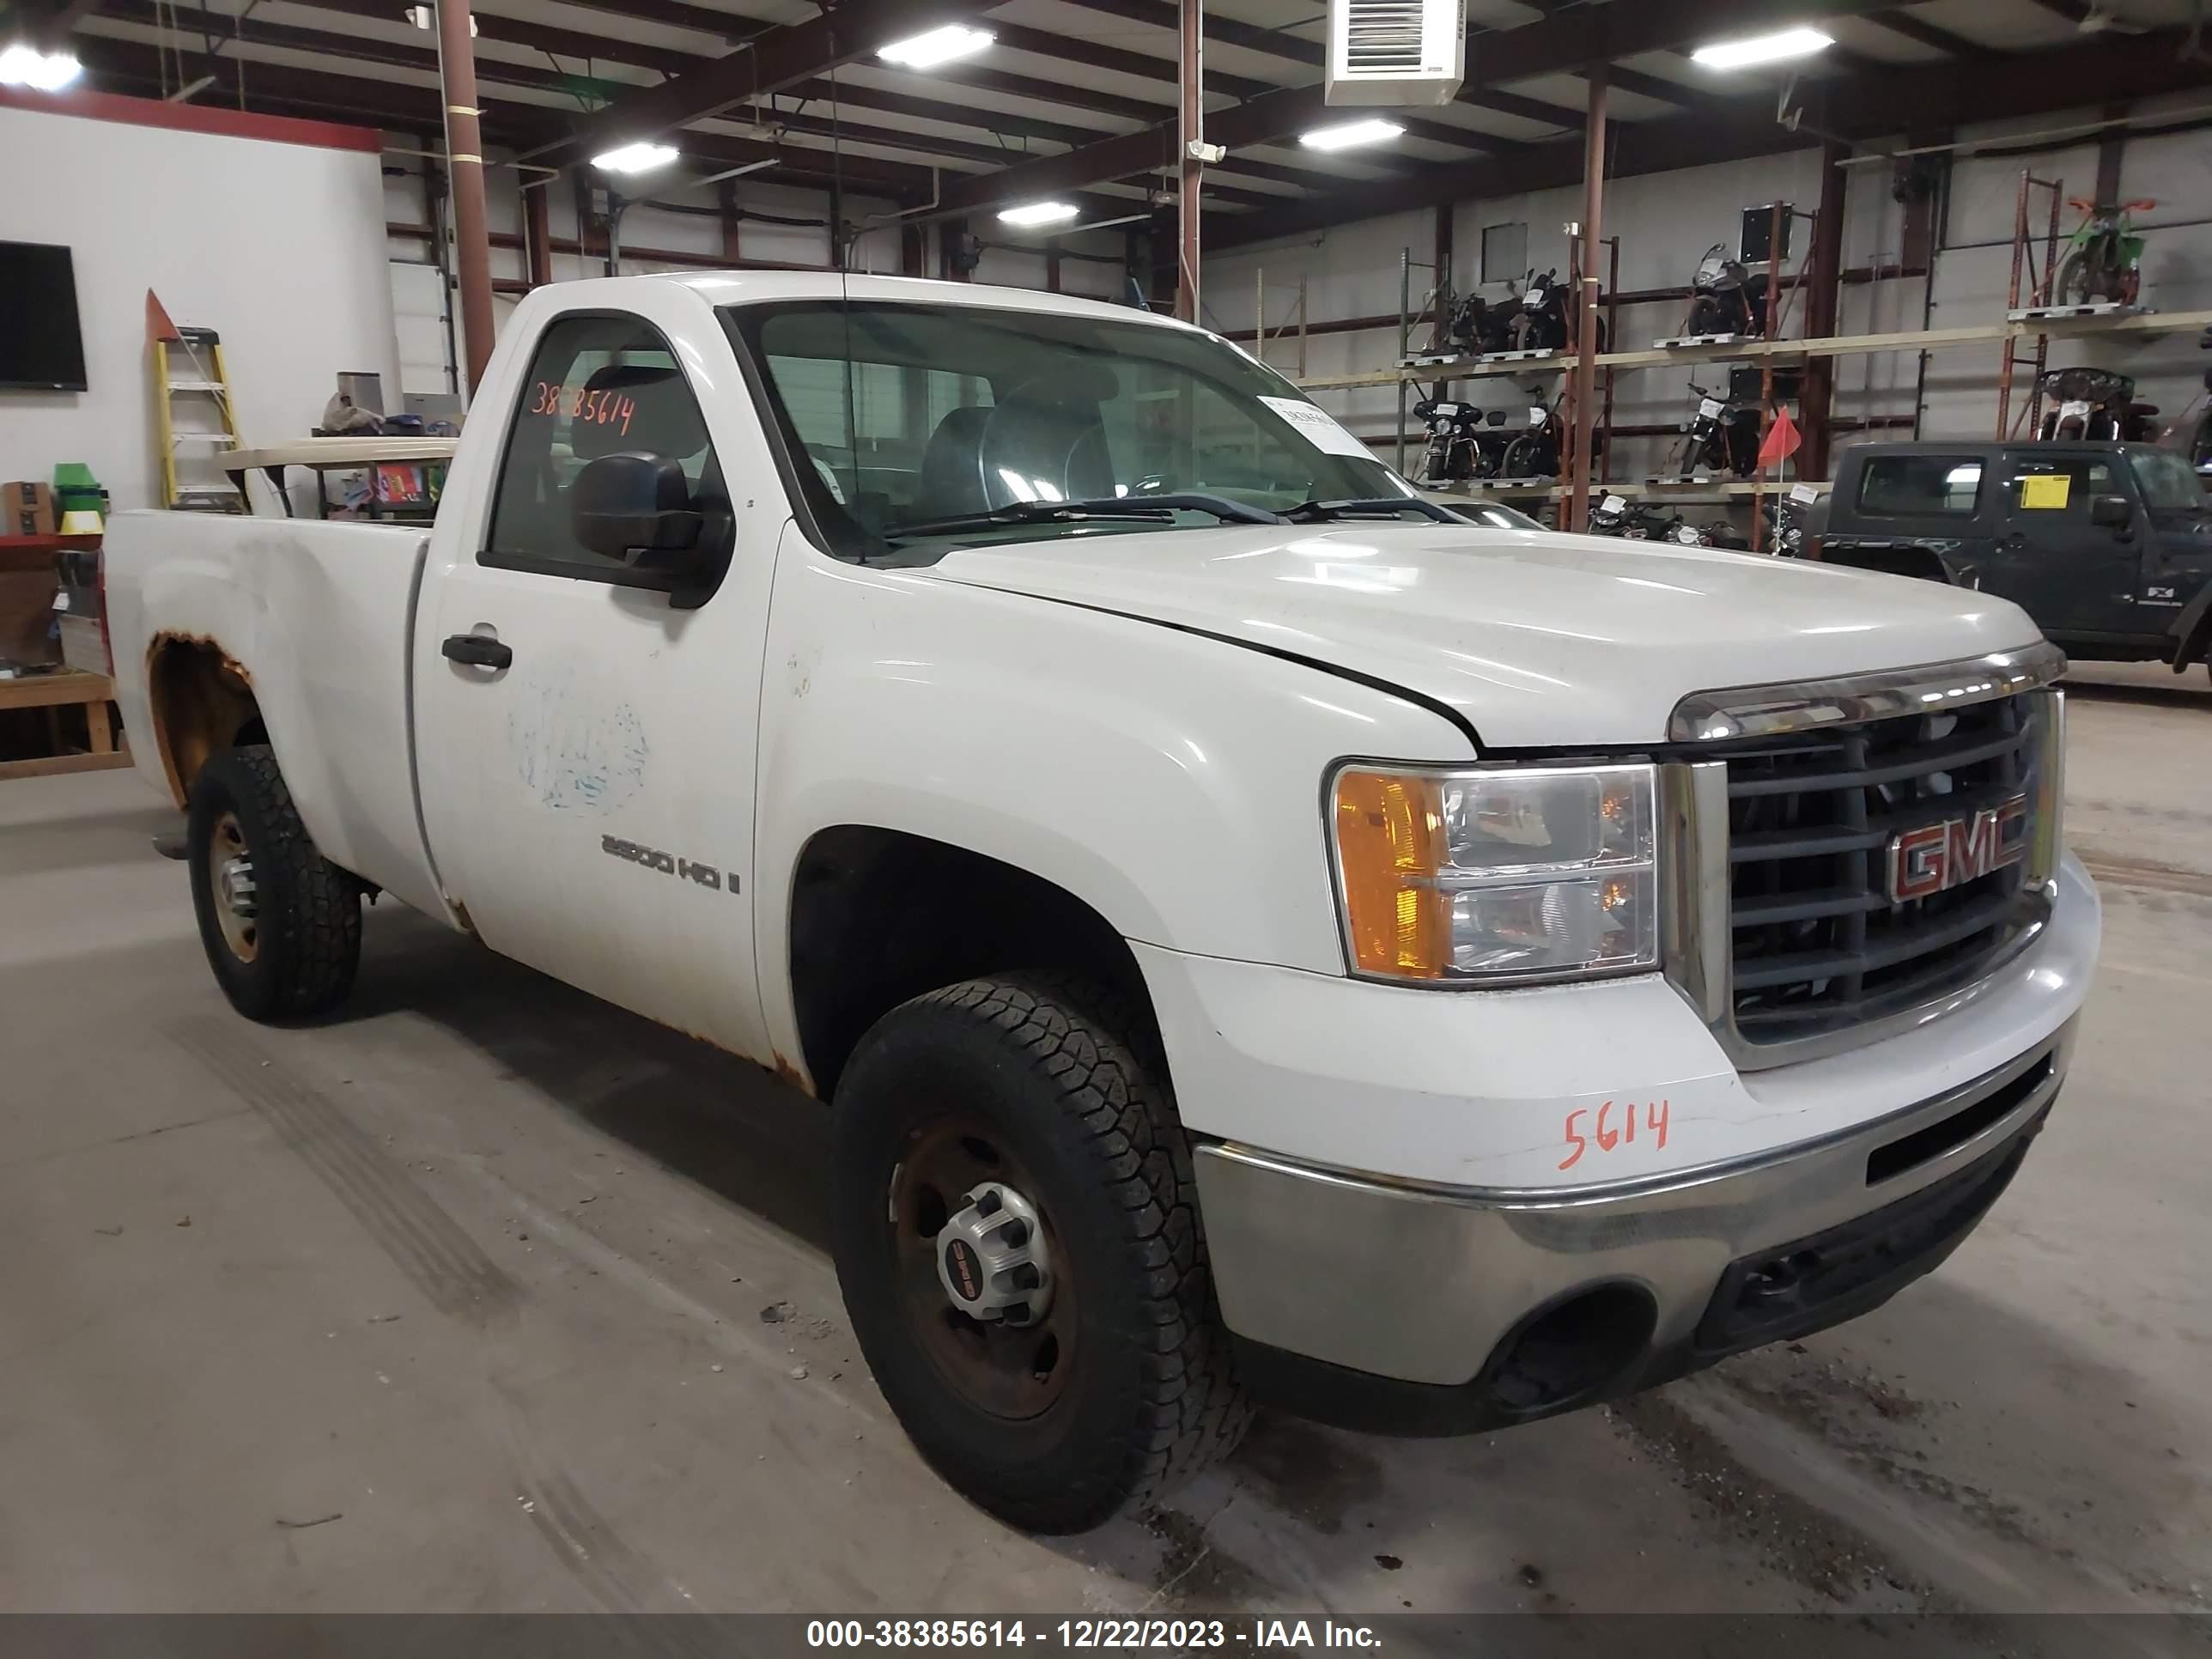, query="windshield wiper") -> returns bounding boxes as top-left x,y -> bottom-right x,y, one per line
1281,496 -> 1457,524
883,492 -> 1284,540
